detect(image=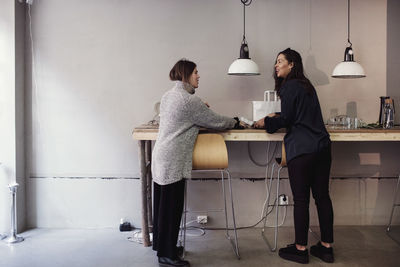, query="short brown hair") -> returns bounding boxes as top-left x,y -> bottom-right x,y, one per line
169,59 -> 196,82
